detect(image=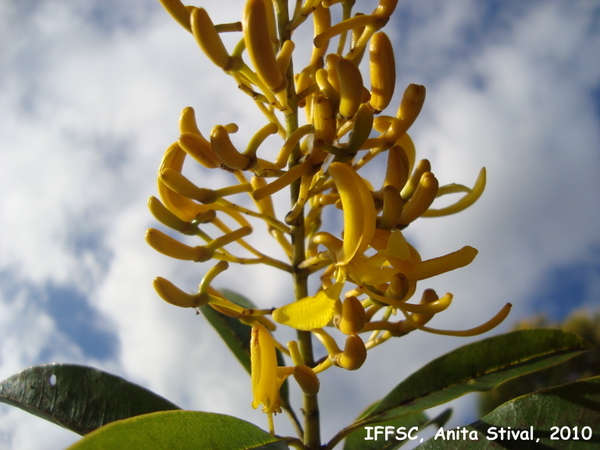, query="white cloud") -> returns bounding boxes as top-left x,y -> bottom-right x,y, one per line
1,1 -> 599,449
